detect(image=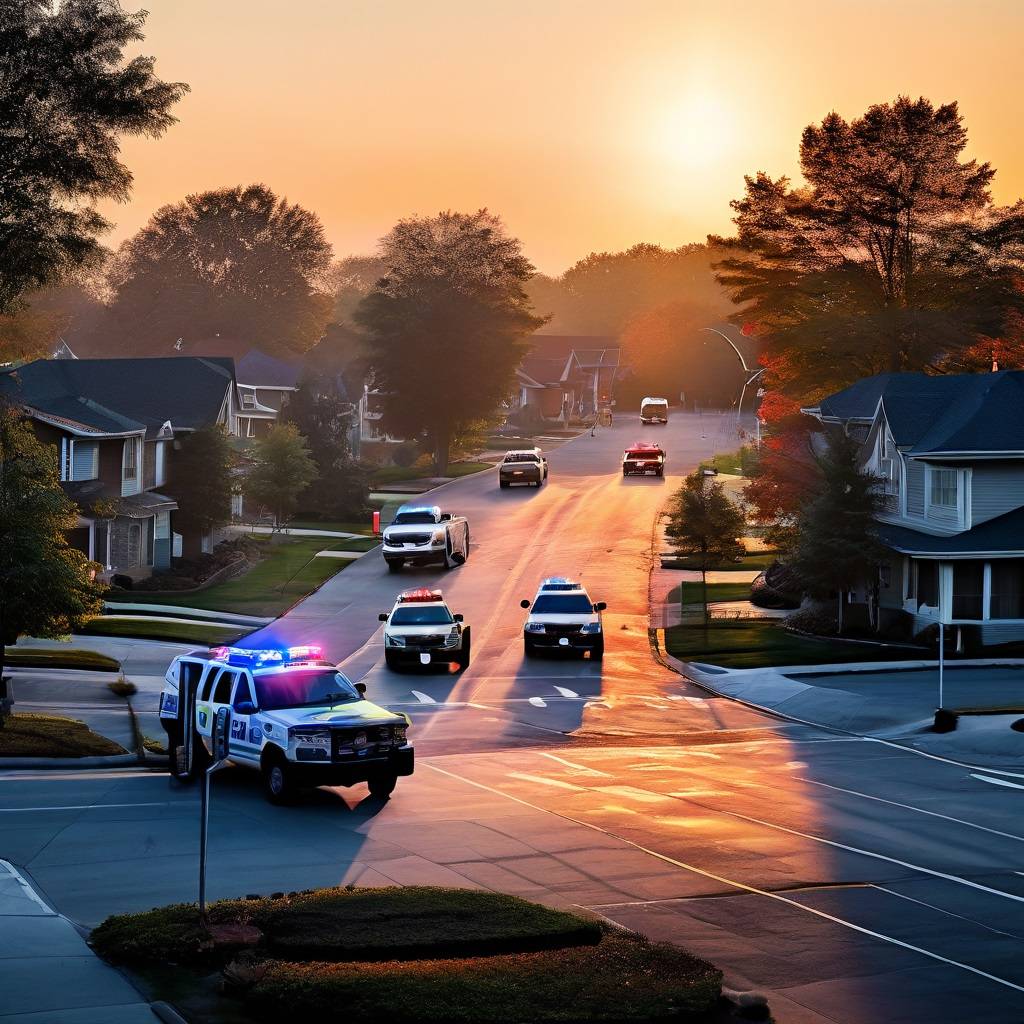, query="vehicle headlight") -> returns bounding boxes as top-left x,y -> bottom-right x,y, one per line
393,724 -> 408,744
581,622 -> 602,634
525,621 -> 545,633
431,529 -> 446,544
387,634 -> 406,648
384,533 -> 400,546
449,626 -> 460,638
